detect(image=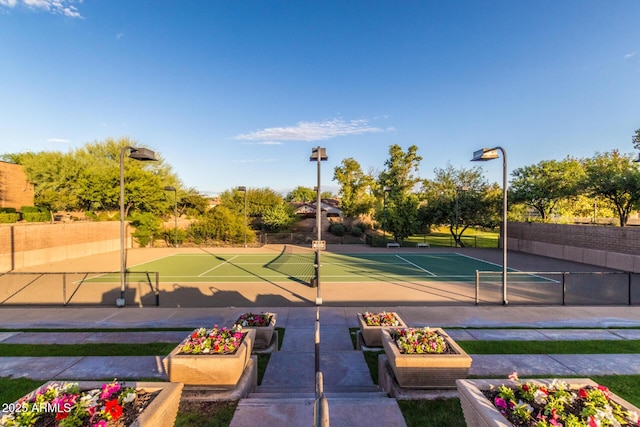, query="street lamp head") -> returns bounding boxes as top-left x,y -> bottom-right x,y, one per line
237,186 -> 247,192
310,147 -> 328,161
471,148 -> 500,161
128,147 -> 157,161
163,186 -> 176,192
